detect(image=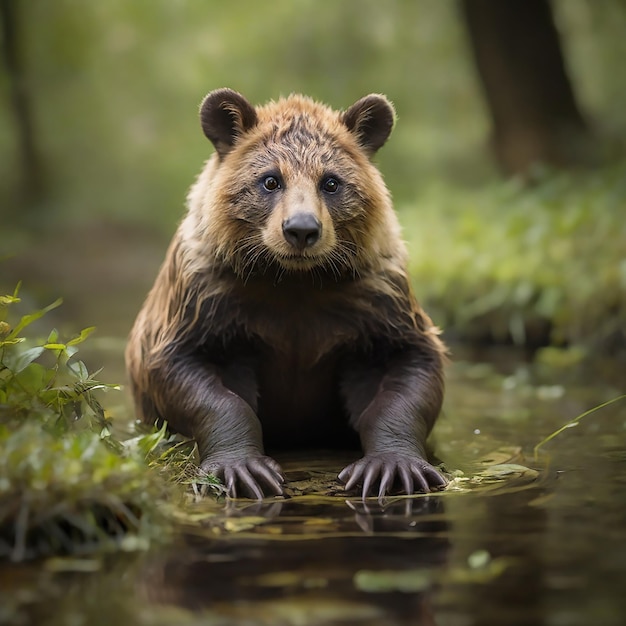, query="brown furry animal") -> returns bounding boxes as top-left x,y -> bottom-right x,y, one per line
126,88 -> 447,499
